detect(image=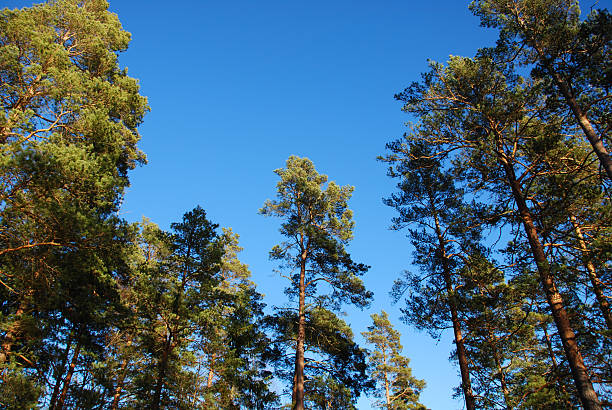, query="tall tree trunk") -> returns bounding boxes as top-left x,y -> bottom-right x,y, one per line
542,323 -> 573,408
190,362 -> 202,408
293,246 -> 307,410
493,340 -> 511,409
55,333 -> 83,410
49,332 -> 74,410
447,285 -> 476,410
513,15 -> 612,180
431,202 -> 476,410
495,140 -> 602,410
110,337 -> 133,410
570,215 -> 612,330
548,69 -> 612,181
542,323 -> 559,371
207,354 -> 215,388
383,347 -> 391,409
152,336 -> 172,410
110,357 -> 130,410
